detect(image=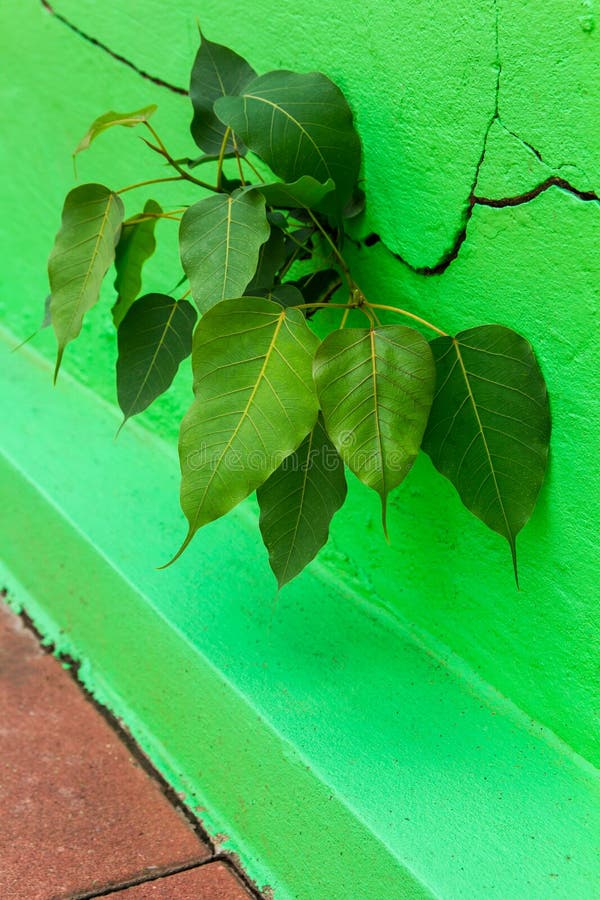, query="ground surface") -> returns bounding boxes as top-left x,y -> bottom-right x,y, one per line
0,602 -> 257,900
